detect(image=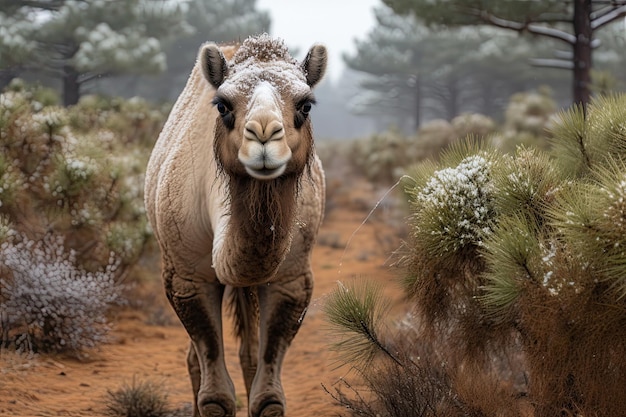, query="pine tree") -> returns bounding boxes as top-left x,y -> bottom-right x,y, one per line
0,0 -> 191,106
0,4 -> 38,88
93,0 -> 271,101
384,0 -> 626,108
345,5 -> 569,131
